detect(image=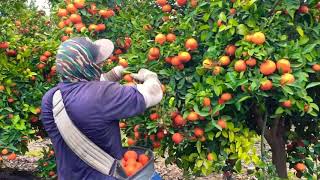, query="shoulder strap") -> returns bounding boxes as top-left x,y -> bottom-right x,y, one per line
52,90 -> 116,175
